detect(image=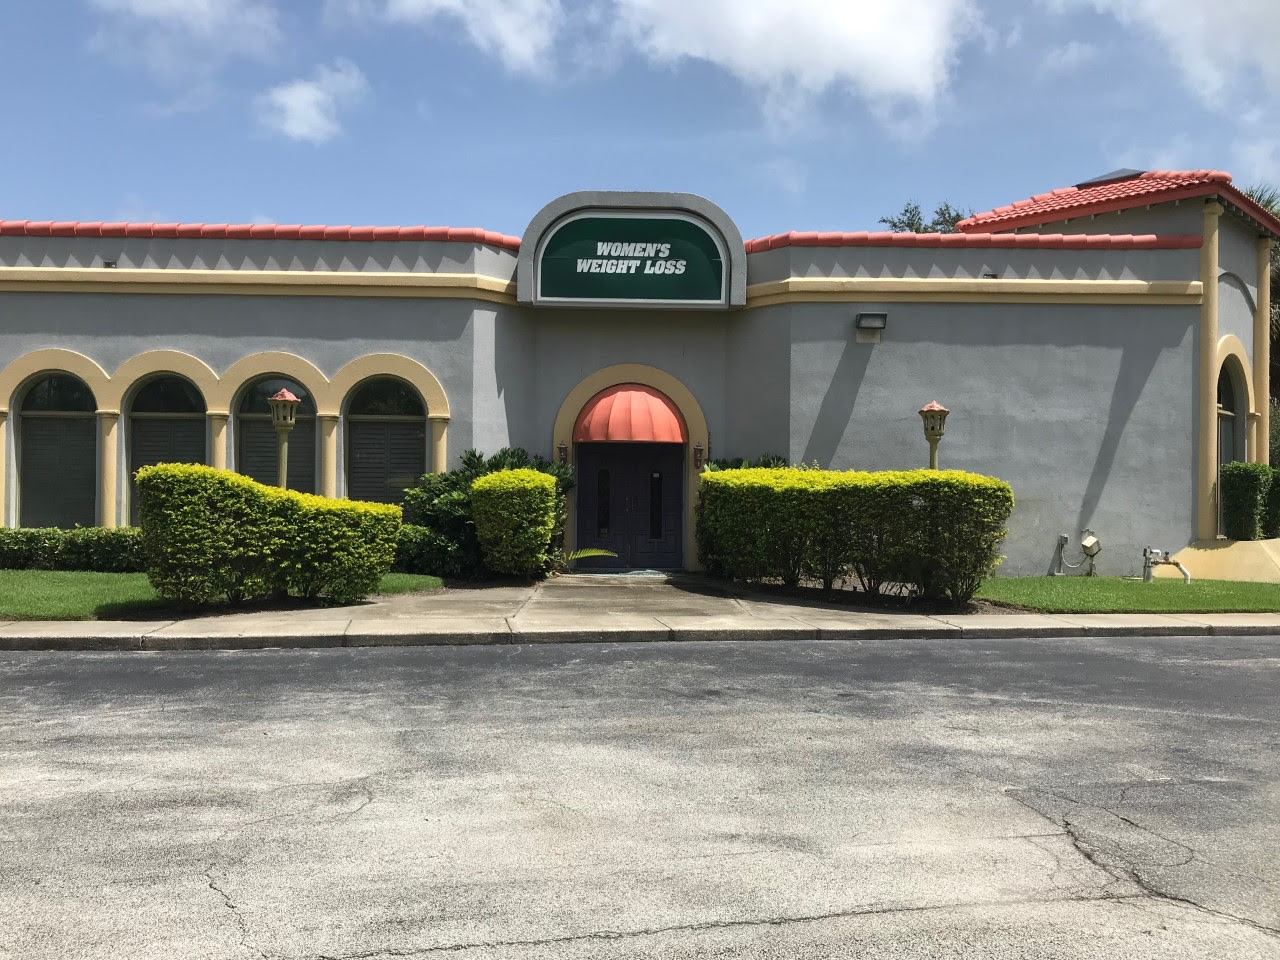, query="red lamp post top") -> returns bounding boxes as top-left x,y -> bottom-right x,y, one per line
919,400 -> 949,415
268,388 -> 300,404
